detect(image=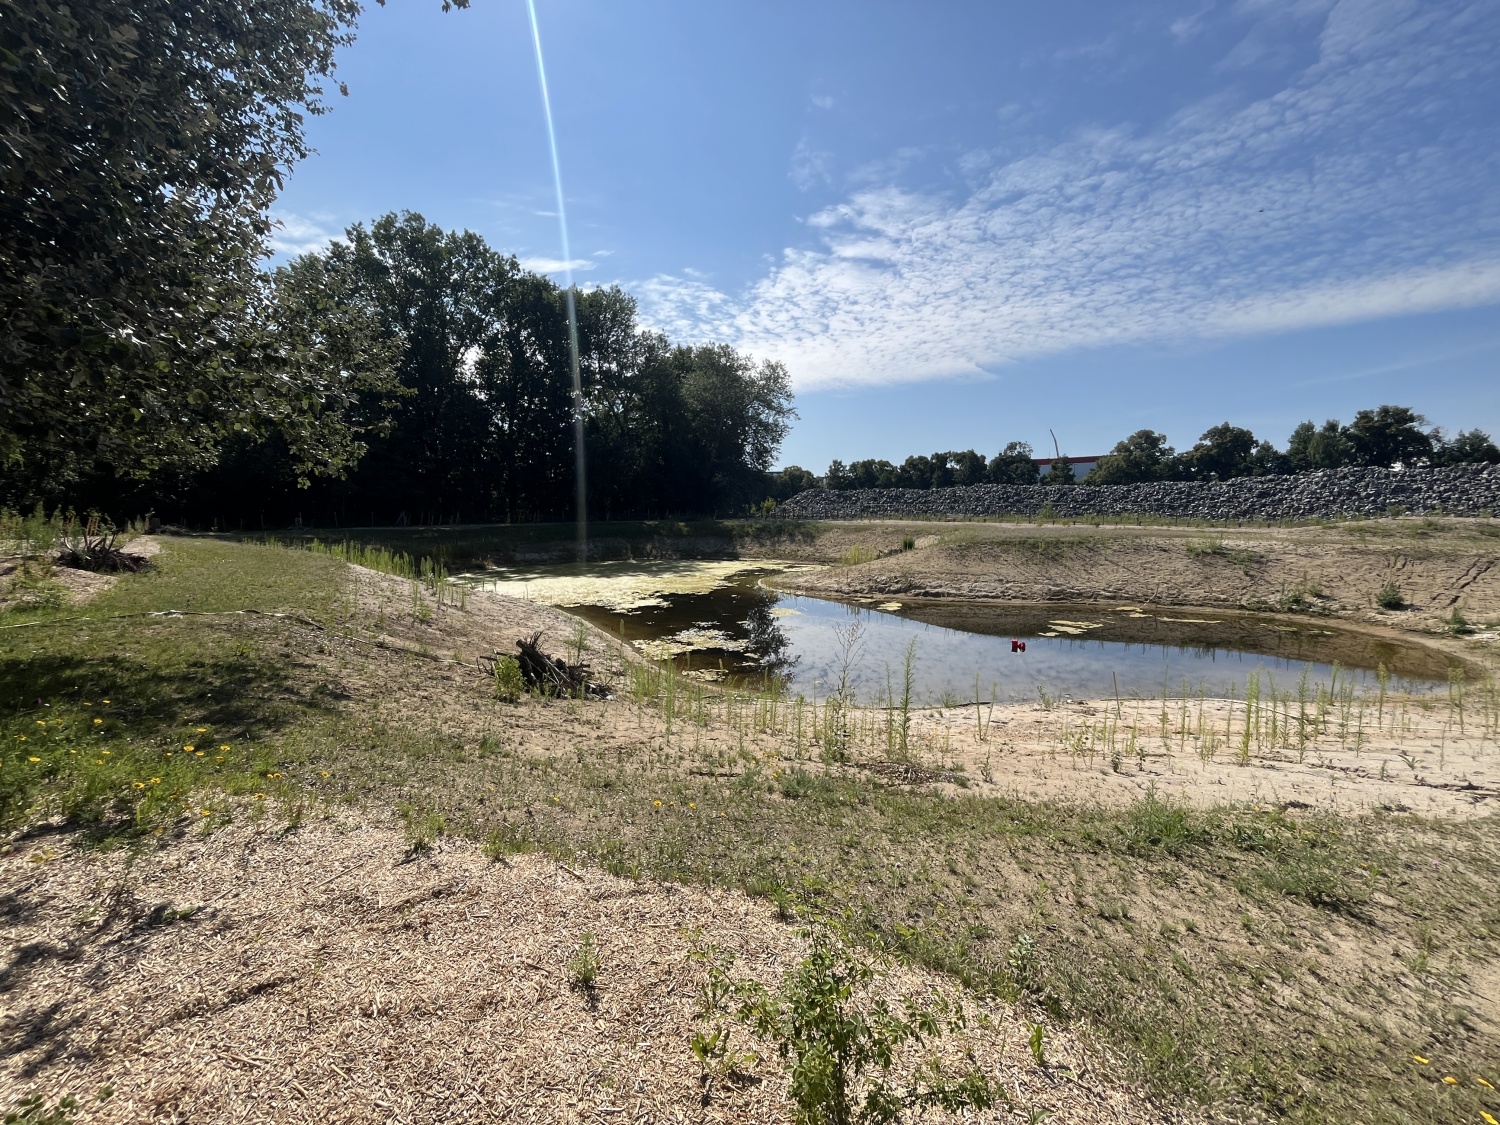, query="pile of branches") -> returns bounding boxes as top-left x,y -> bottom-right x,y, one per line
57,529 -> 150,573
483,632 -> 609,699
